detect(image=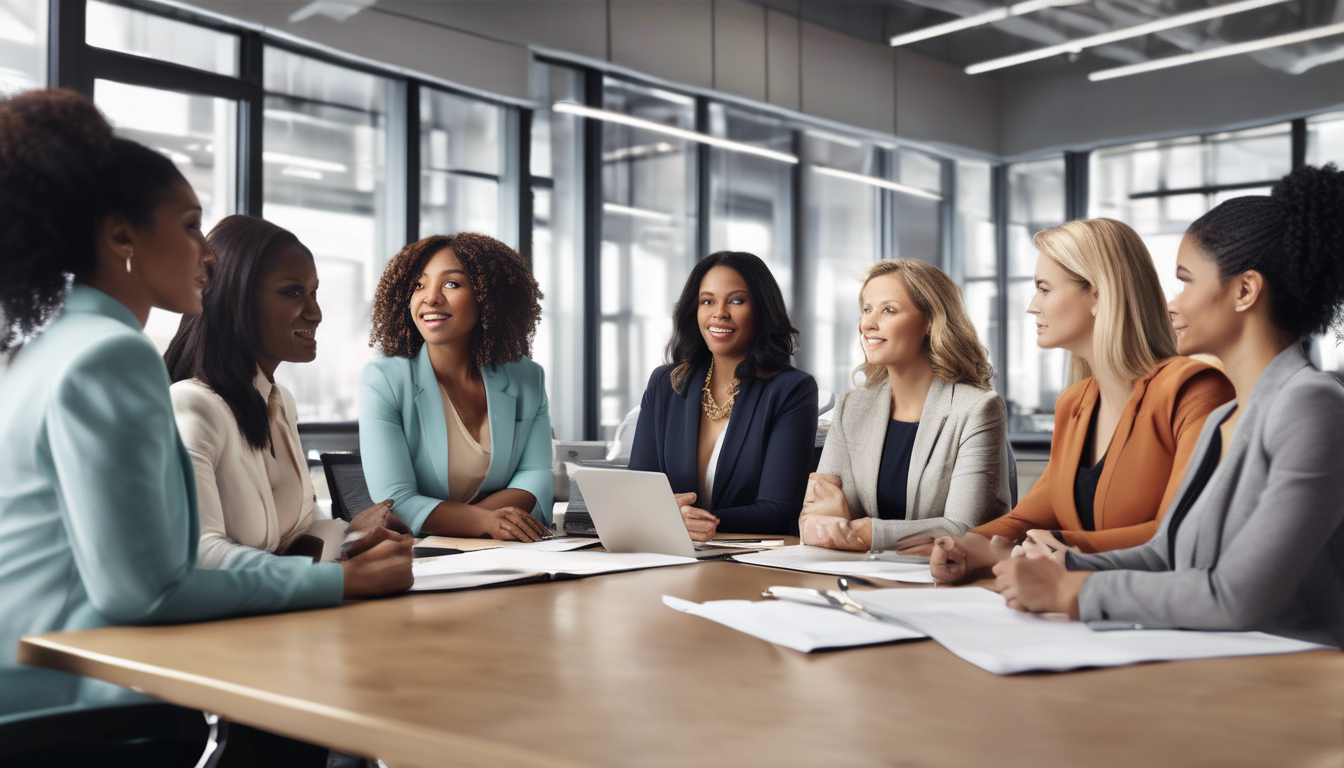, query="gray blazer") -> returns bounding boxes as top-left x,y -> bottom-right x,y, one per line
815,376 -> 1011,549
1069,344 -> 1344,647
